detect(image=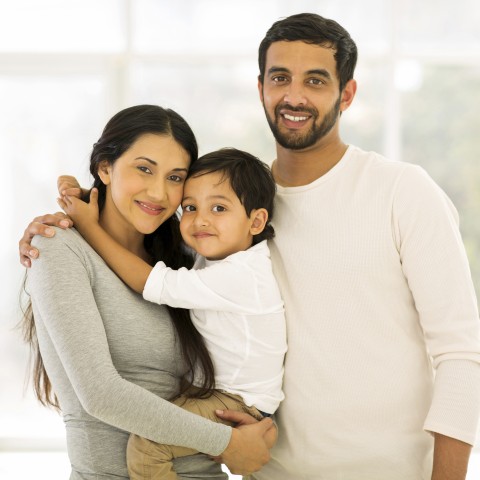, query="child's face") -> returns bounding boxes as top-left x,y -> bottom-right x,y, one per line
180,171 -> 258,260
